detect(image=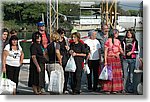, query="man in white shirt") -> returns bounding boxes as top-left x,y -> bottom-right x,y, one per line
84,30 -> 101,91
